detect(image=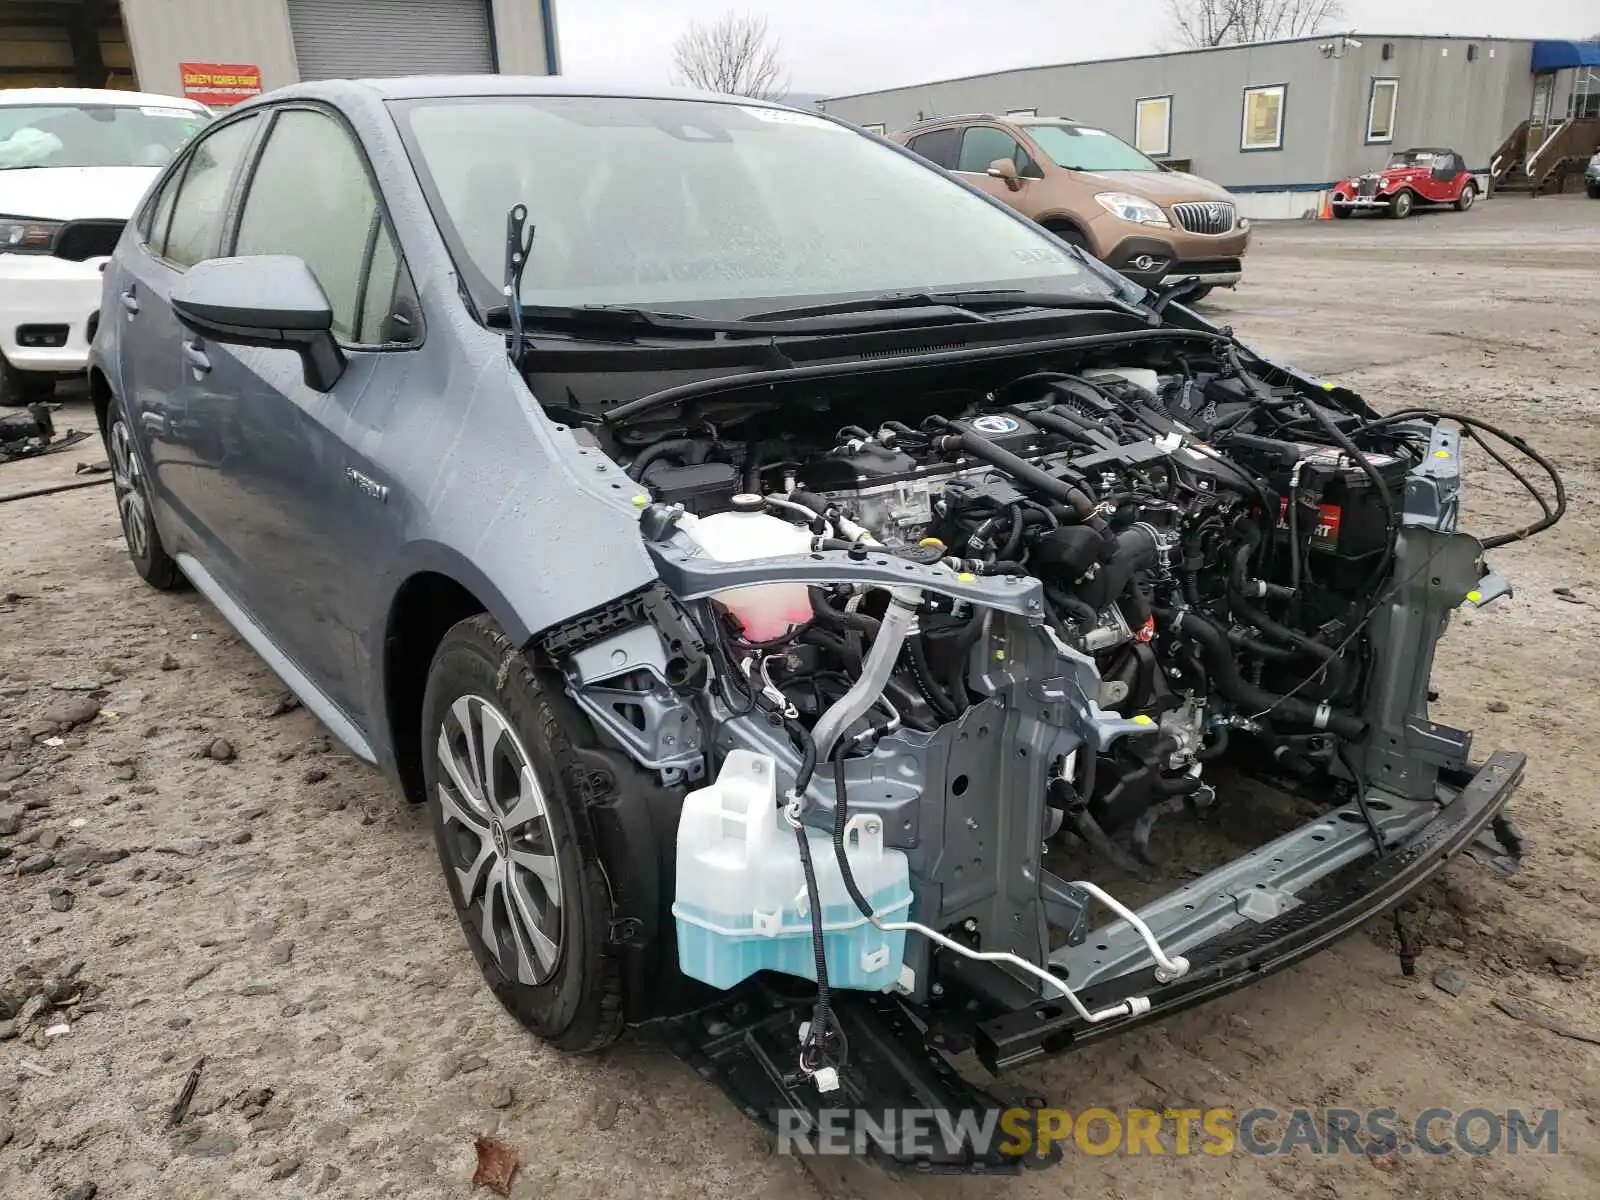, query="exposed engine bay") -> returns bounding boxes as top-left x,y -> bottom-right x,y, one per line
538,330 -> 1559,1122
